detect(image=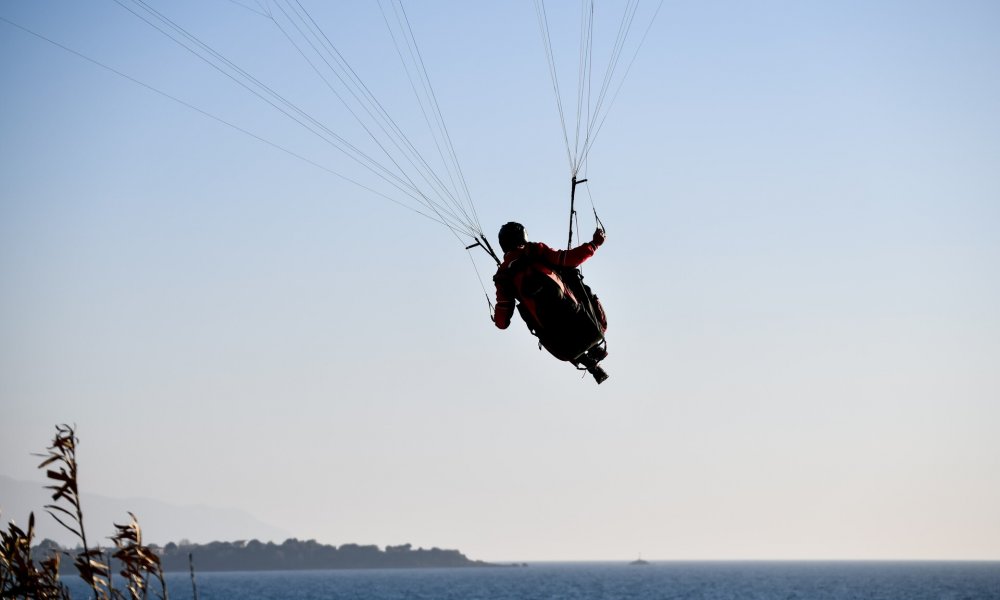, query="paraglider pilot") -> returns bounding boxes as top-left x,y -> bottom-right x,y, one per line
492,222 -> 610,383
